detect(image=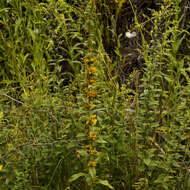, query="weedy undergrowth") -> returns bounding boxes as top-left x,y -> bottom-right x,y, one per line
132,0 -> 190,189
0,0 -> 190,190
